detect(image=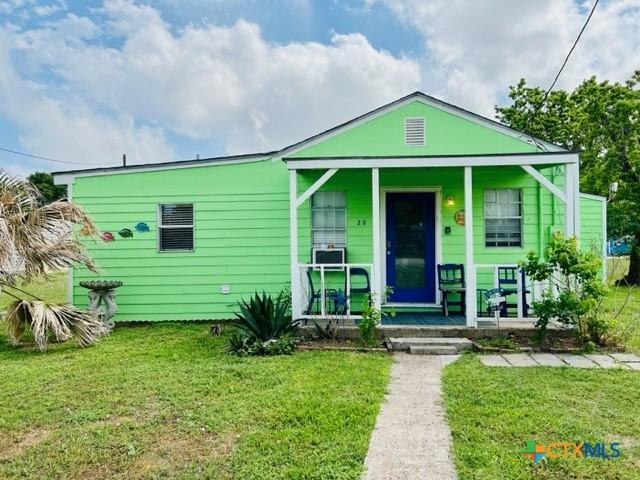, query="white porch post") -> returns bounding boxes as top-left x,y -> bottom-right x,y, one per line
371,168 -> 382,309
464,166 -> 477,327
566,162 -> 580,240
289,169 -> 301,319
